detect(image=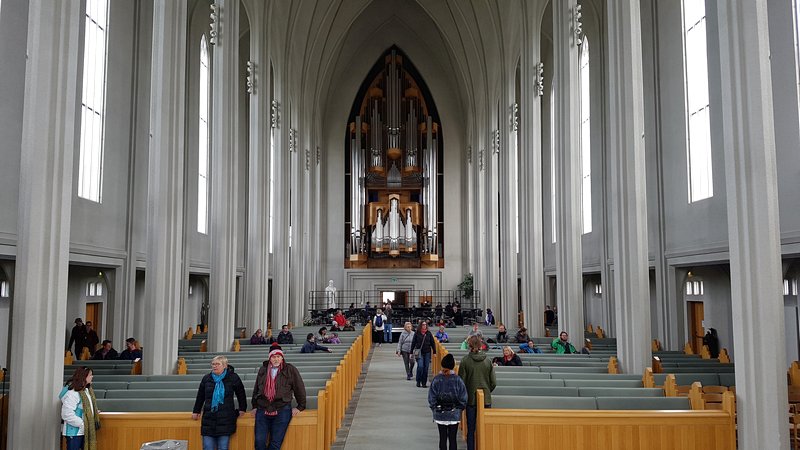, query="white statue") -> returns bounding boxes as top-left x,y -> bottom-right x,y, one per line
325,280 -> 337,310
